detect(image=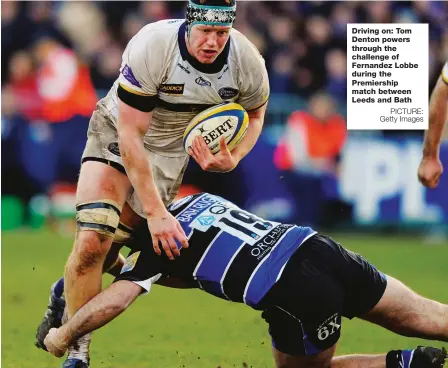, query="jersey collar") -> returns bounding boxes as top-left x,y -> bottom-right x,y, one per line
178,21 -> 230,74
